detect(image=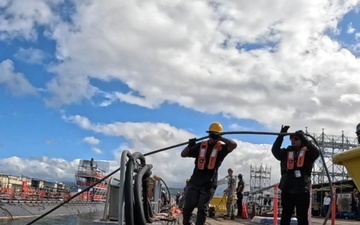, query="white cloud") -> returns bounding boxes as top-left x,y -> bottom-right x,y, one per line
347,22 -> 356,34
355,32 -> 360,41
40,0 -> 360,135
83,136 -> 100,145
91,146 -> 103,154
0,59 -> 38,96
0,156 -> 79,182
229,123 -> 253,131
0,0 -> 359,134
114,92 -> 161,109
45,75 -> 98,107
0,0 -> 59,41
14,47 -> 47,64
